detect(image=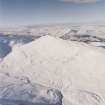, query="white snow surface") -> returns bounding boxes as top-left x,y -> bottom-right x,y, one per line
0,35 -> 105,105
